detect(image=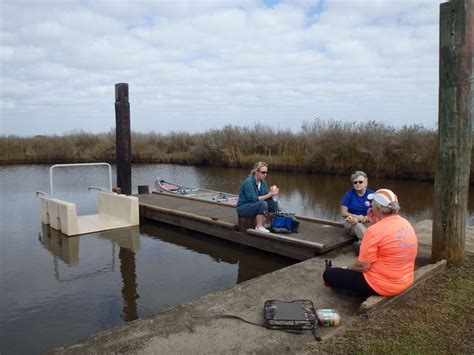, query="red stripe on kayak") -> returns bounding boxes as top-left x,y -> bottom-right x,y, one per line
161,183 -> 179,191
